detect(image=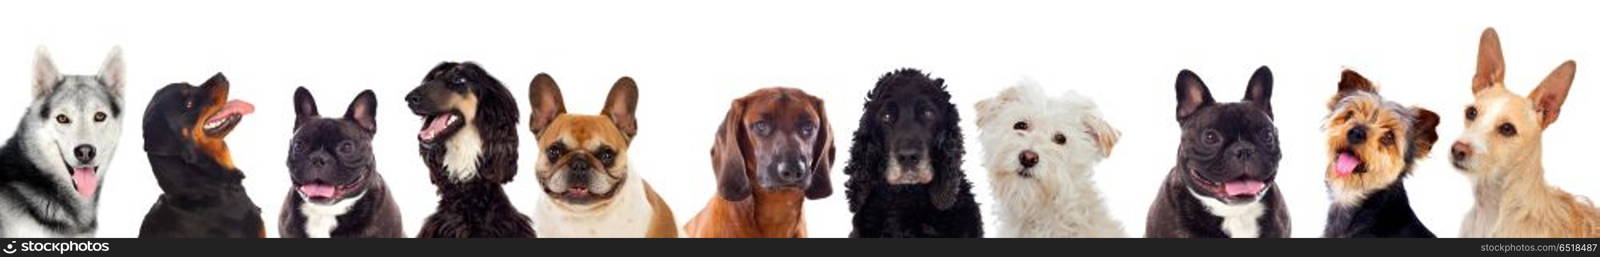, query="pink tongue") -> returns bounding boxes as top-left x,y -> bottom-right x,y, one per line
299,184 -> 336,198
210,100 -> 256,122
1335,153 -> 1360,176
418,116 -> 449,140
72,167 -> 97,199
1224,180 -> 1265,196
